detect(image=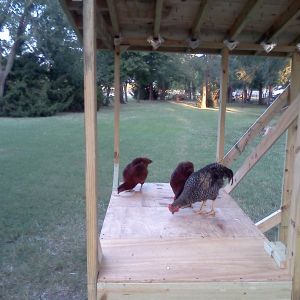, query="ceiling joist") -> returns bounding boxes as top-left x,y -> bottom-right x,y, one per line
257,0 -> 300,44
95,7 -> 113,49
153,0 -> 163,38
61,0 -> 300,56
191,0 -> 209,40
106,0 -> 120,37
227,0 -> 263,41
